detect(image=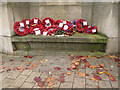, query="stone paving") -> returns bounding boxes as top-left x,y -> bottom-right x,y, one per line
0,53 -> 119,89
